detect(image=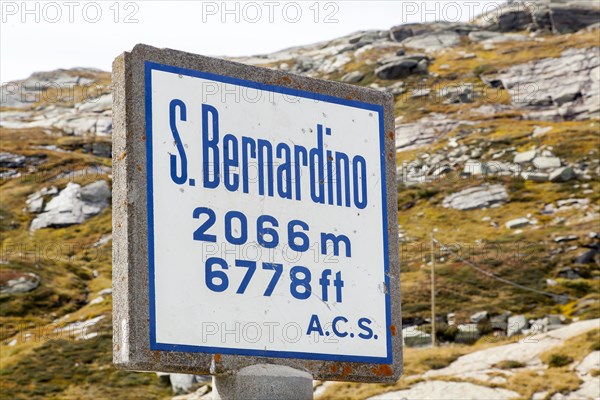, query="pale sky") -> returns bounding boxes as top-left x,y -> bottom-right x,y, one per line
1,1 -> 506,83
